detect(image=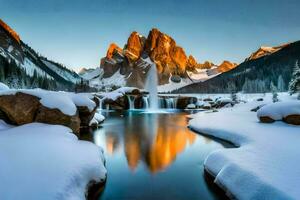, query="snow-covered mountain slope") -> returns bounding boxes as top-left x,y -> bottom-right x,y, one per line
41,59 -> 80,83
0,19 -> 80,90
